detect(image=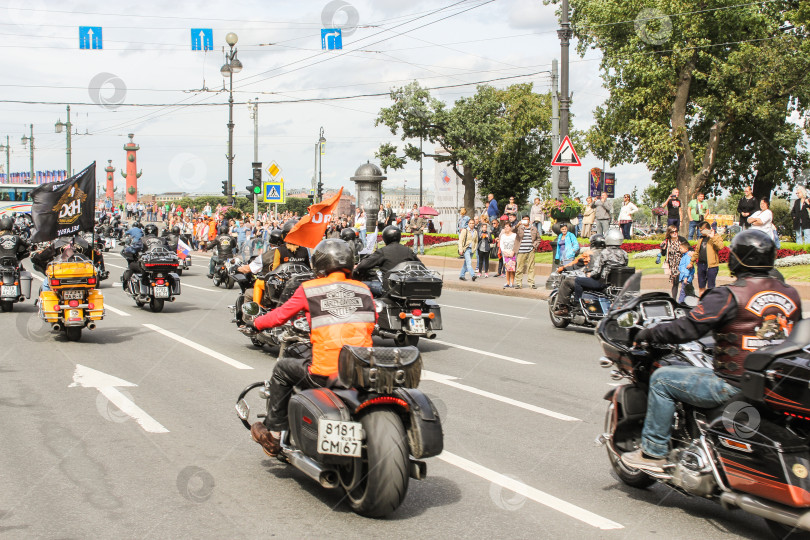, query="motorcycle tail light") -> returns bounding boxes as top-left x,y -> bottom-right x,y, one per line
54,305 -> 61,311
68,300 -> 79,308
398,312 -> 407,319
88,303 -> 94,309
411,309 -> 423,317
355,396 -> 410,414
428,312 -> 435,319
50,279 -> 60,286
87,277 -> 96,284
156,279 -> 165,285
